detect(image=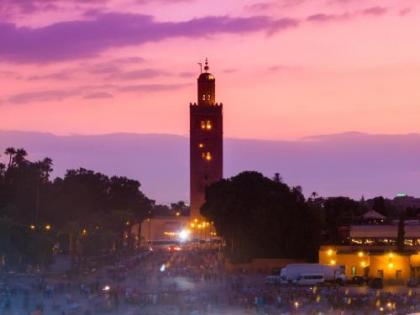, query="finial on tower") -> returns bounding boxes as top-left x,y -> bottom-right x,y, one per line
204,58 -> 209,72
